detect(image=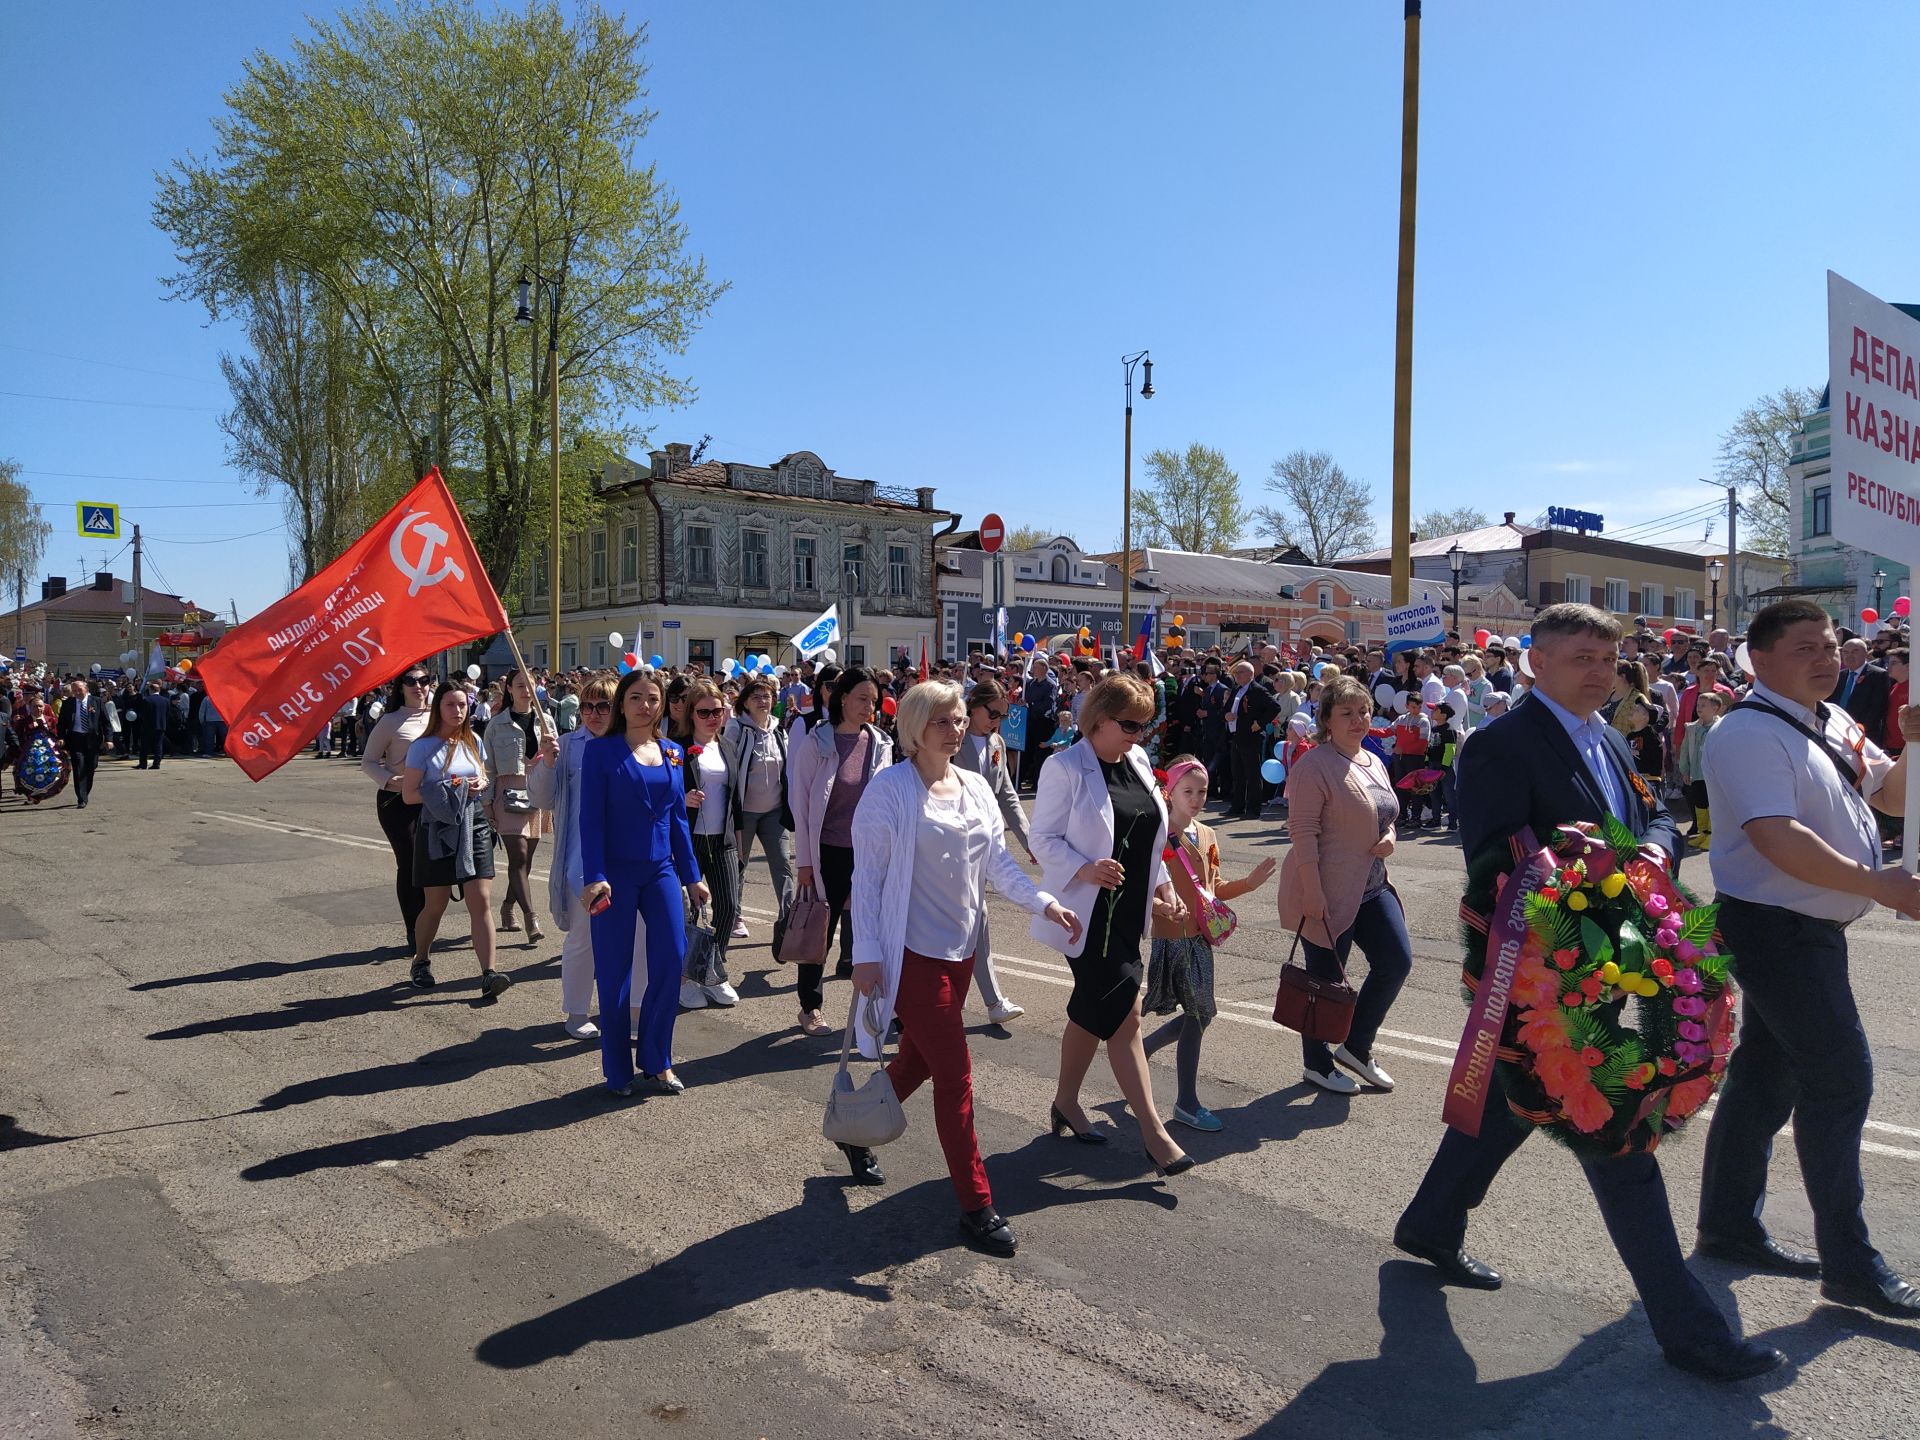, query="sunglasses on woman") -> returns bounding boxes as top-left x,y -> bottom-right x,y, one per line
581,700 -> 612,714
693,705 -> 726,719
1113,718 -> 1150,736
403,674 -> 430,686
